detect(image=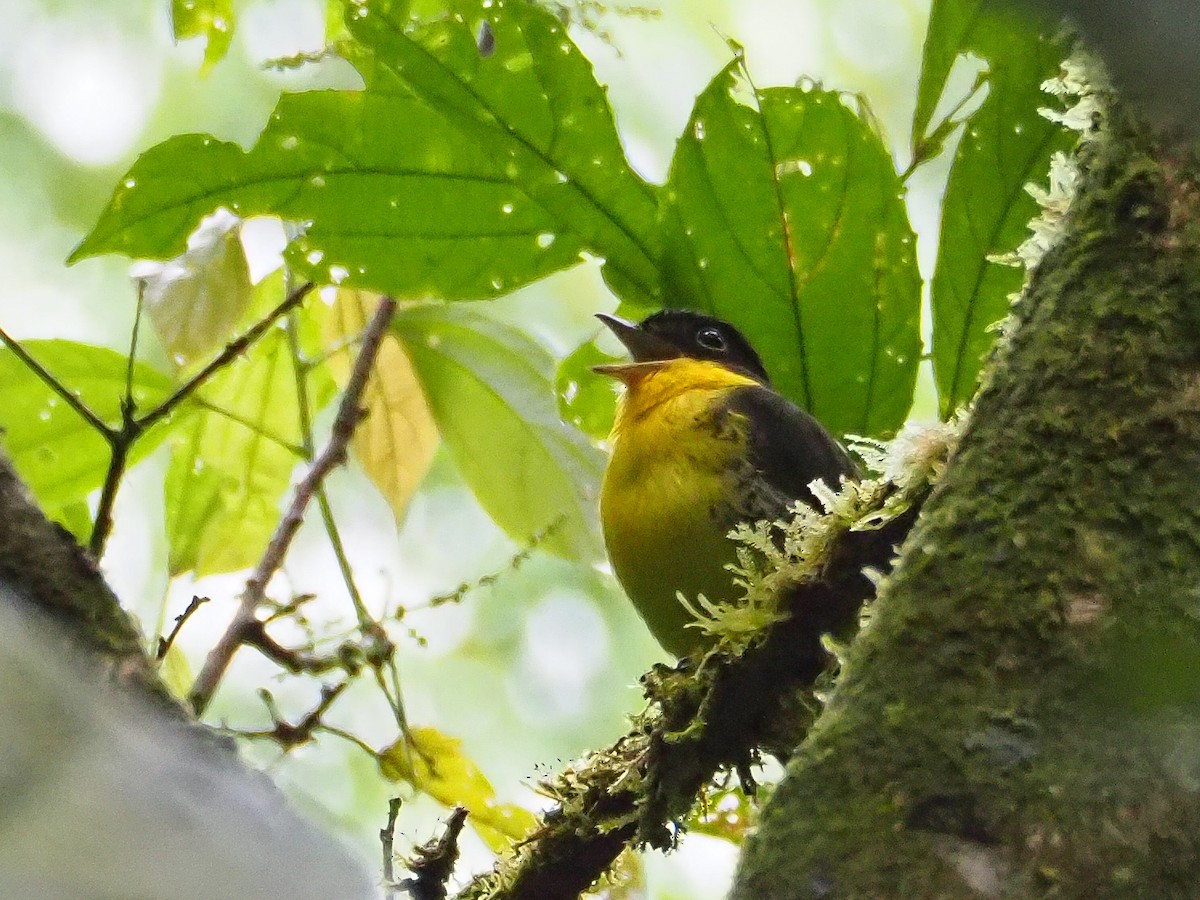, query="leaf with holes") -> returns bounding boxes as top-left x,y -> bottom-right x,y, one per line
661,55 -> 922,437
911,0 -> 987,155
930,19 -> 1073,416
393,305 -> 604,562
73,0 -> 658,305
171,0 -> 236,73
349,0 -> 661,304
